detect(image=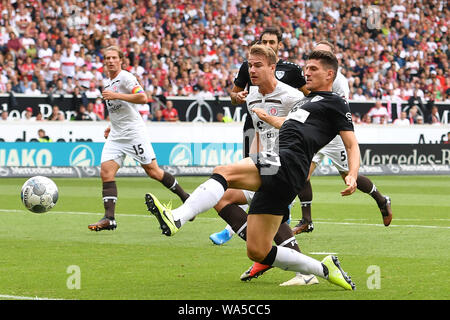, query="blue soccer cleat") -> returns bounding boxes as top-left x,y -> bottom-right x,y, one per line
209,228 -> 233,245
